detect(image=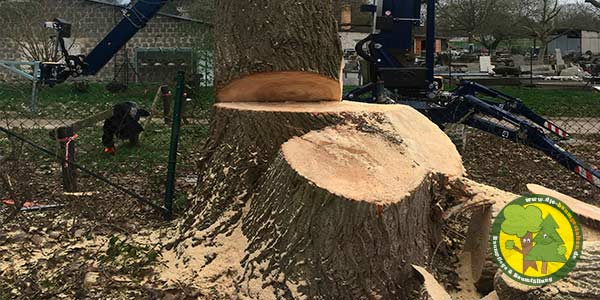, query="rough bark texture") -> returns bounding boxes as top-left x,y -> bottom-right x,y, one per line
239,127 -> 453,299
179,102 -> 463,241
215,0 -> 343,102
174,102 -> 467,299
494,242 -> 600,300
